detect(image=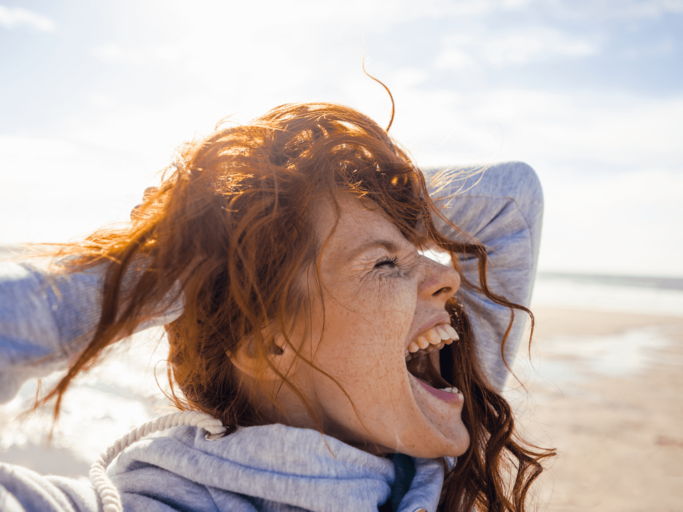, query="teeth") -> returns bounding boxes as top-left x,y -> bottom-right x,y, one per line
444,324 -> 459,340
426,329 -> 441,345
405,325 -> 459,360
439,387 -> 462,394
416,336 -> 429,350
435,326 -> 450,340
